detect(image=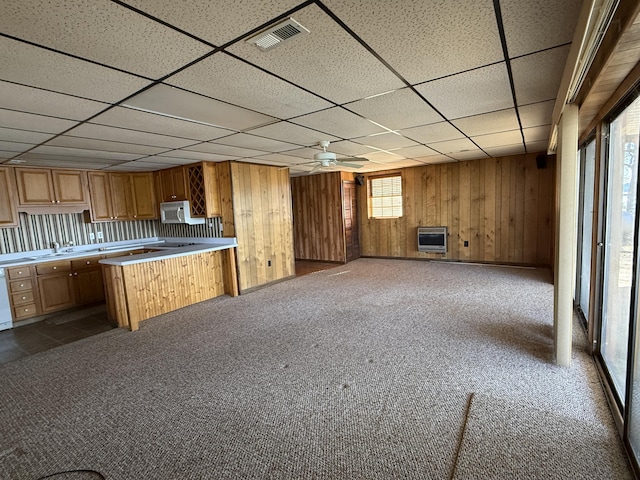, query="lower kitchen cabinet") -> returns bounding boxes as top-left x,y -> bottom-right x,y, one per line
37,272 -> 76,313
